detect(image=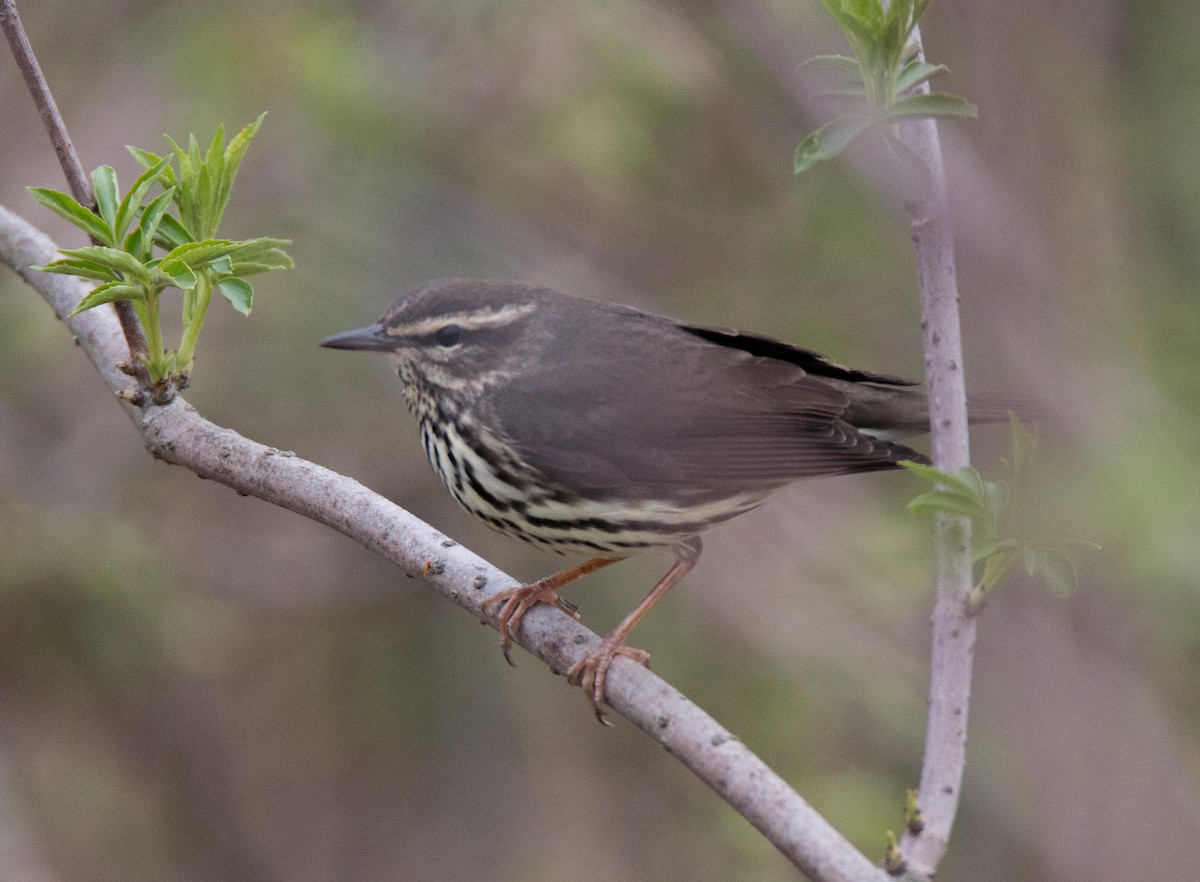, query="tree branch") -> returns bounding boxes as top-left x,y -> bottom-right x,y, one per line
708,4 -> 976,875
0,0 -> 149,370
0,203 -> 898,882
890,24 -> 975,877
